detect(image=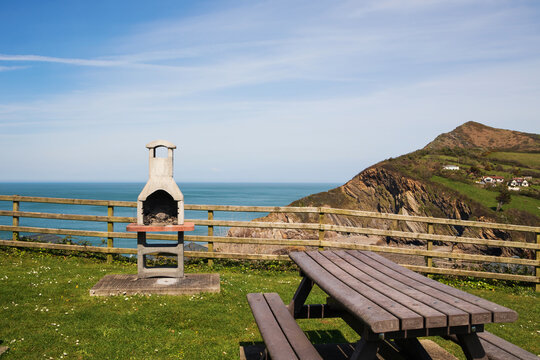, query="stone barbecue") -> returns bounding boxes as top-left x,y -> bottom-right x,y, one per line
89,140 -> 220,294
137,140 -> 184,226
